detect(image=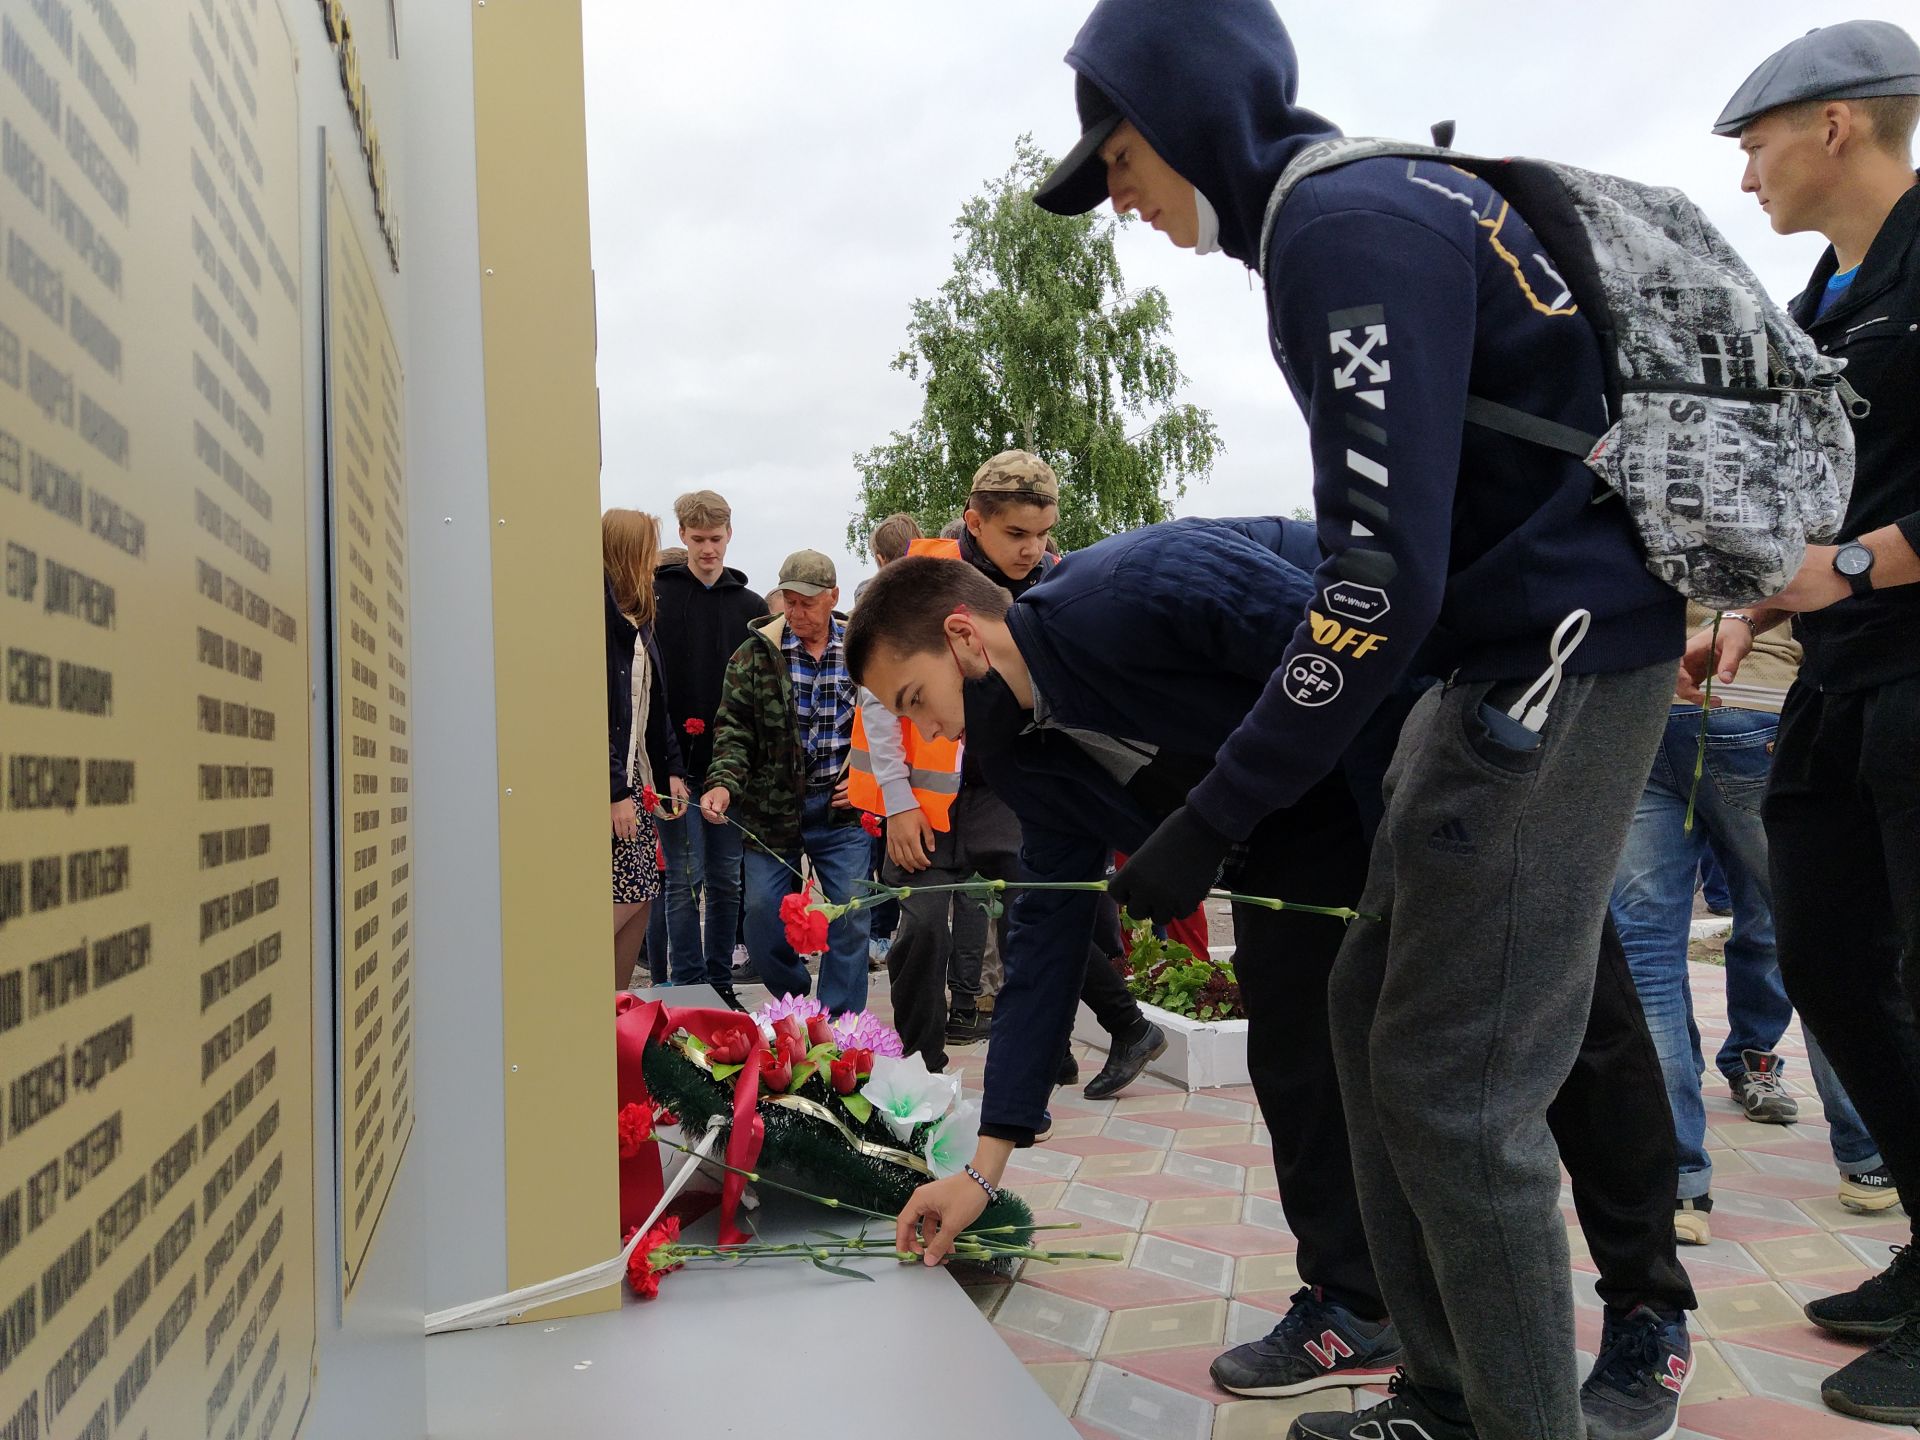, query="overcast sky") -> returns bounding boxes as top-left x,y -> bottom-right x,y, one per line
581,0 -> 1908,598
